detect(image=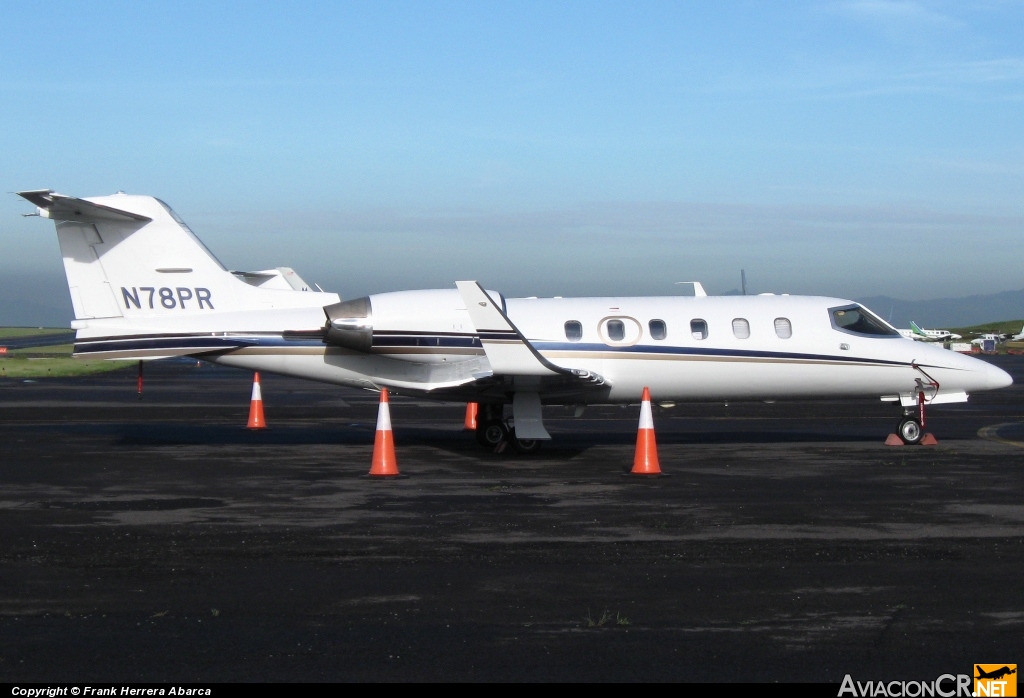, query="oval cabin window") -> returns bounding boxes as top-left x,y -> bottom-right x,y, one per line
774,317 -> 792,339
649,319 -> 667,340
598,316 -> 643,346
690,319 -> 708,340
607,319 -> 625,342
732,318 -> 750,339
564,321 -> 583,342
